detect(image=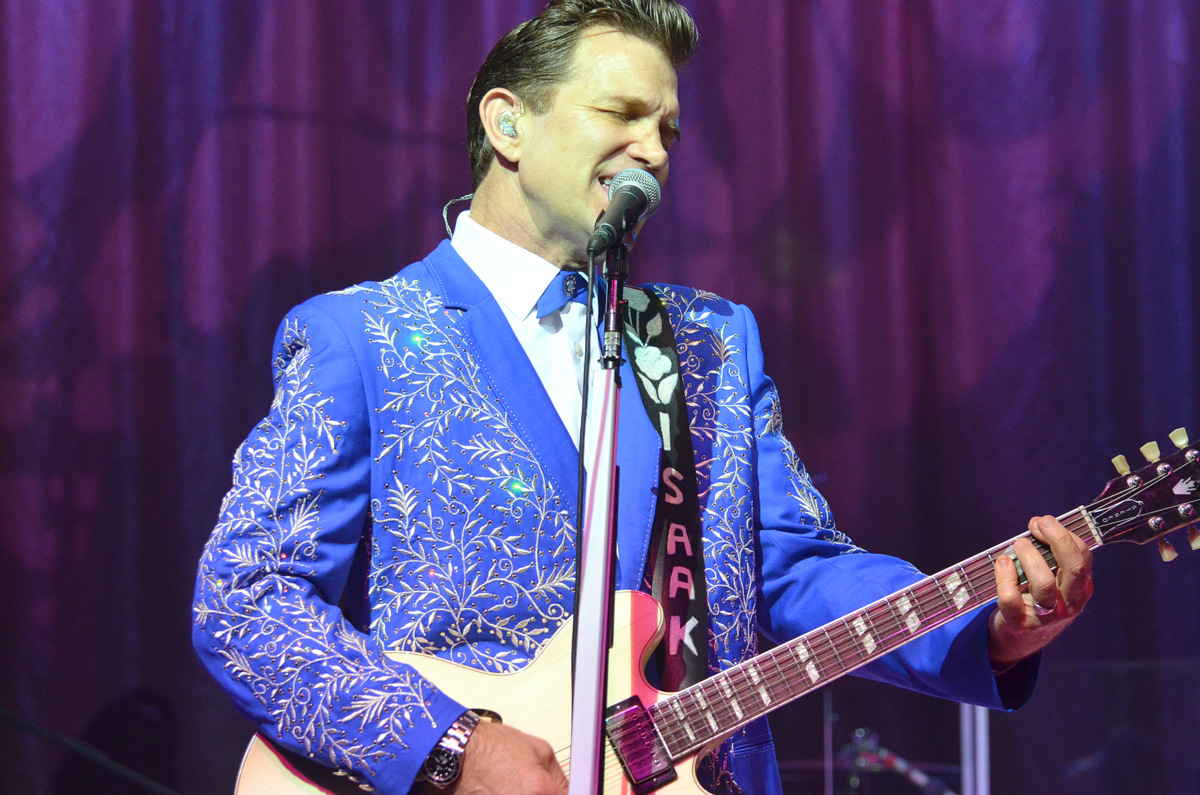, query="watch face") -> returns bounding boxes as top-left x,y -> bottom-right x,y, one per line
424,746 -> 461,785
